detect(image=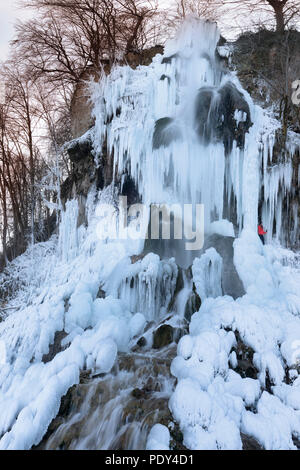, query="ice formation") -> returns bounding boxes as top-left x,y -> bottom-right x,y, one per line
106,253 -> 178,321
0,18 -> 299,451
192,248 -> 223,300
